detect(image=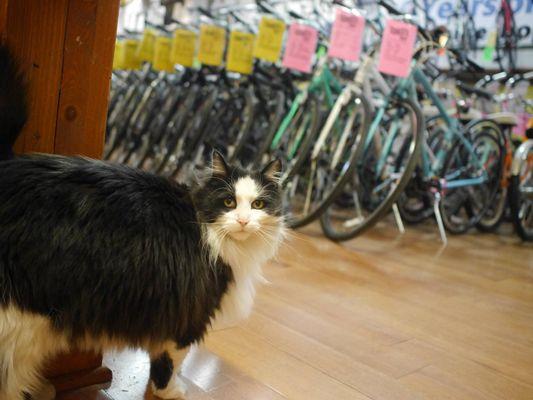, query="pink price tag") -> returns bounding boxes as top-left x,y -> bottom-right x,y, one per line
328,8 -> 365,62
282,23 -> 318,73
378,19 -> 417,78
